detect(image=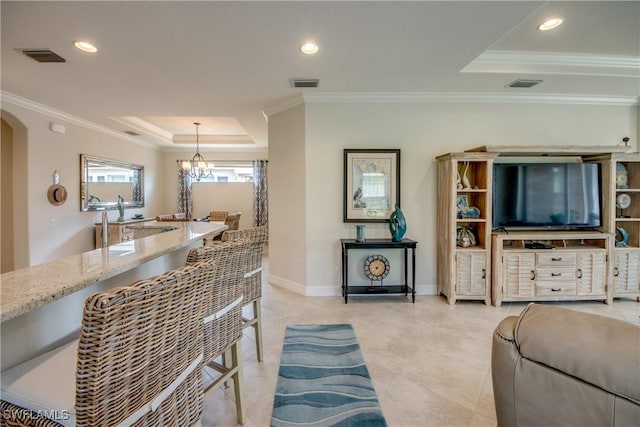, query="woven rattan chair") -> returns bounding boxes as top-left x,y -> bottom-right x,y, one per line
156,213 -> 189,221
222,226 -> 268,362
225,212 -> 241,231
185,237 -> 251,424
209,210 -> 229,222
0,261 -> 213,427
